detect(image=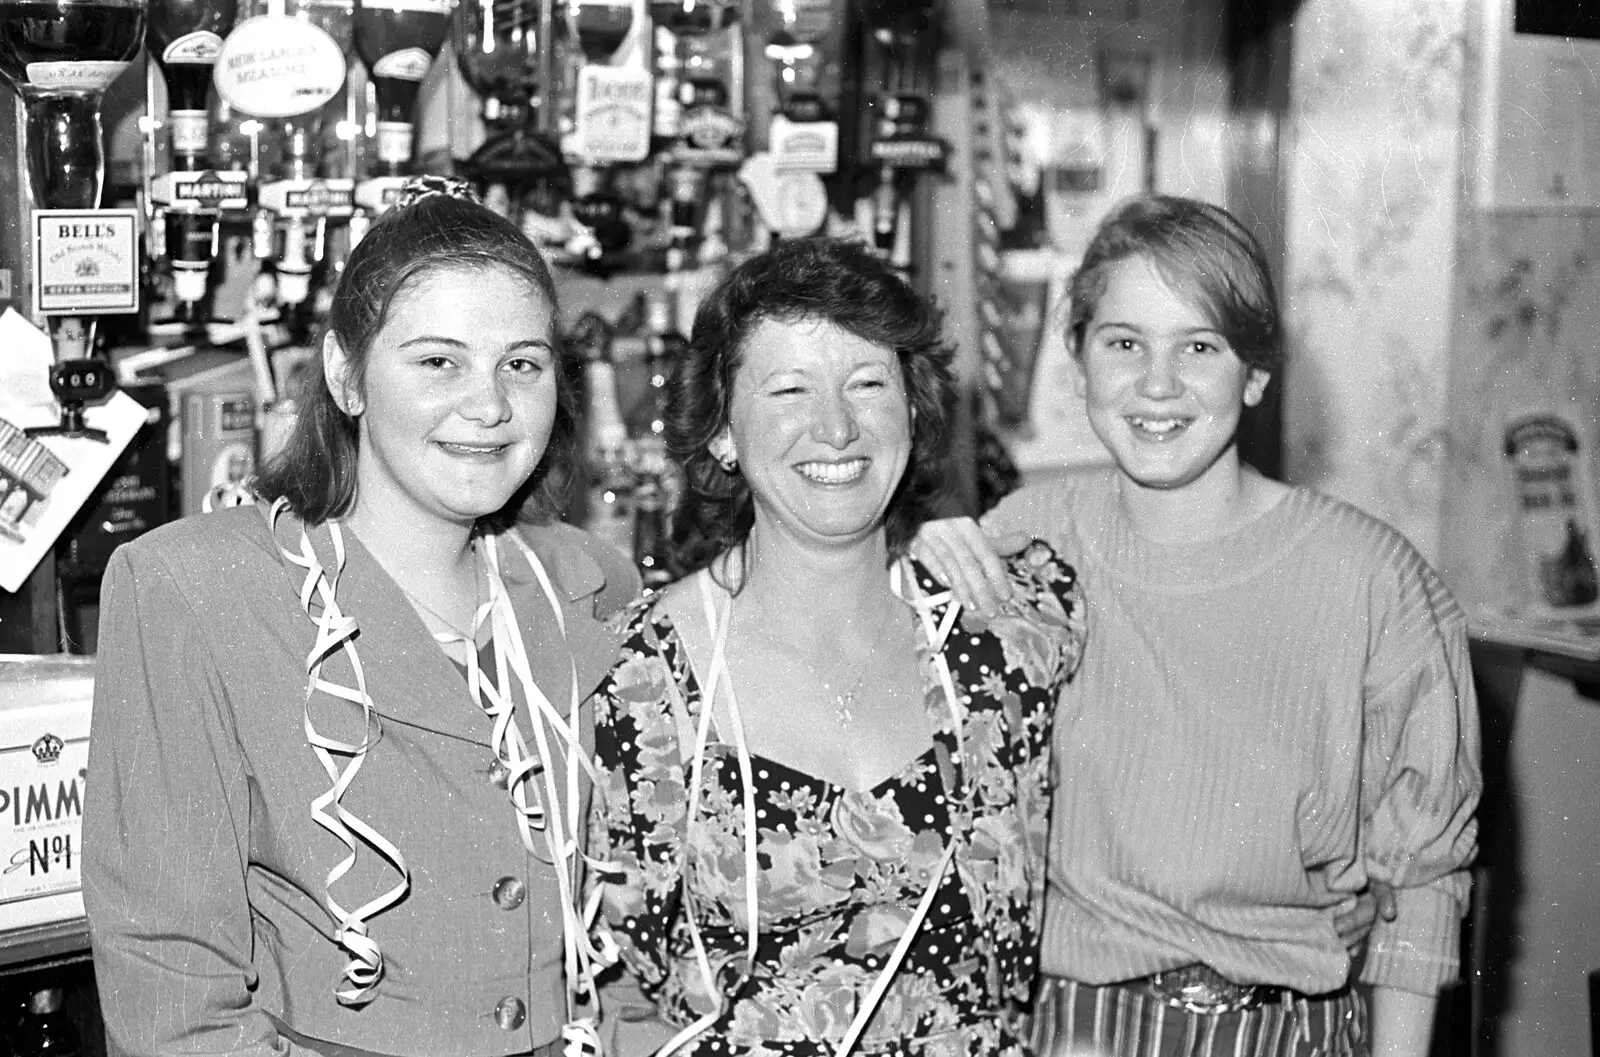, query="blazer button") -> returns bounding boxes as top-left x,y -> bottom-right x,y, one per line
494,995 -> 526,1031
492,876 -> 527,910
487,757 -> 511,788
